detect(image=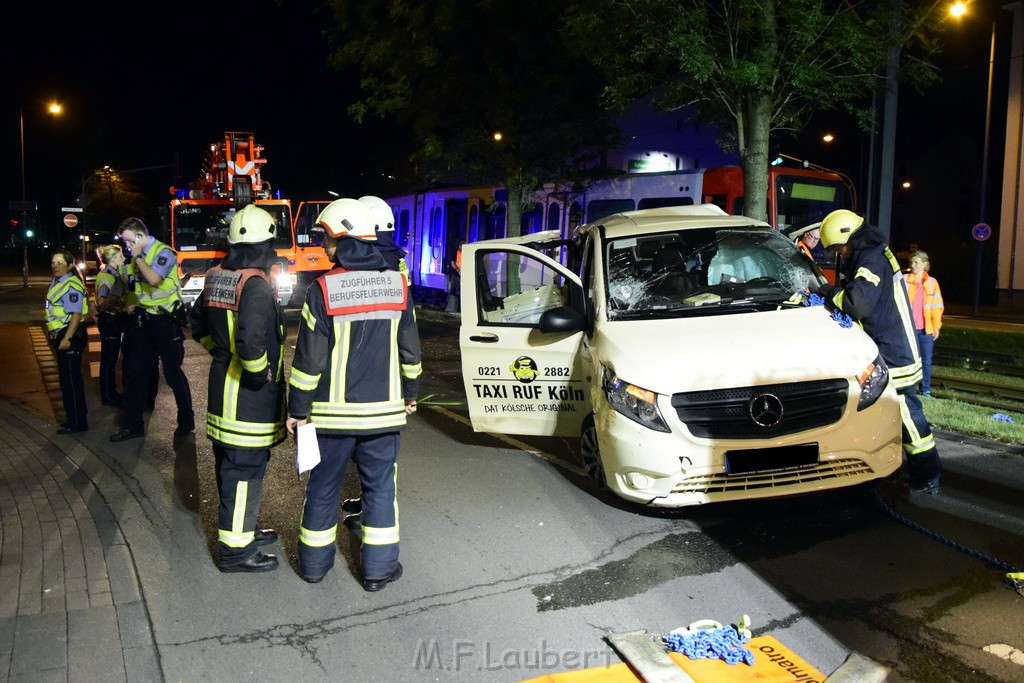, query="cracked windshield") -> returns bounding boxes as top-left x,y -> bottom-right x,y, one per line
605,227 -> 824,318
